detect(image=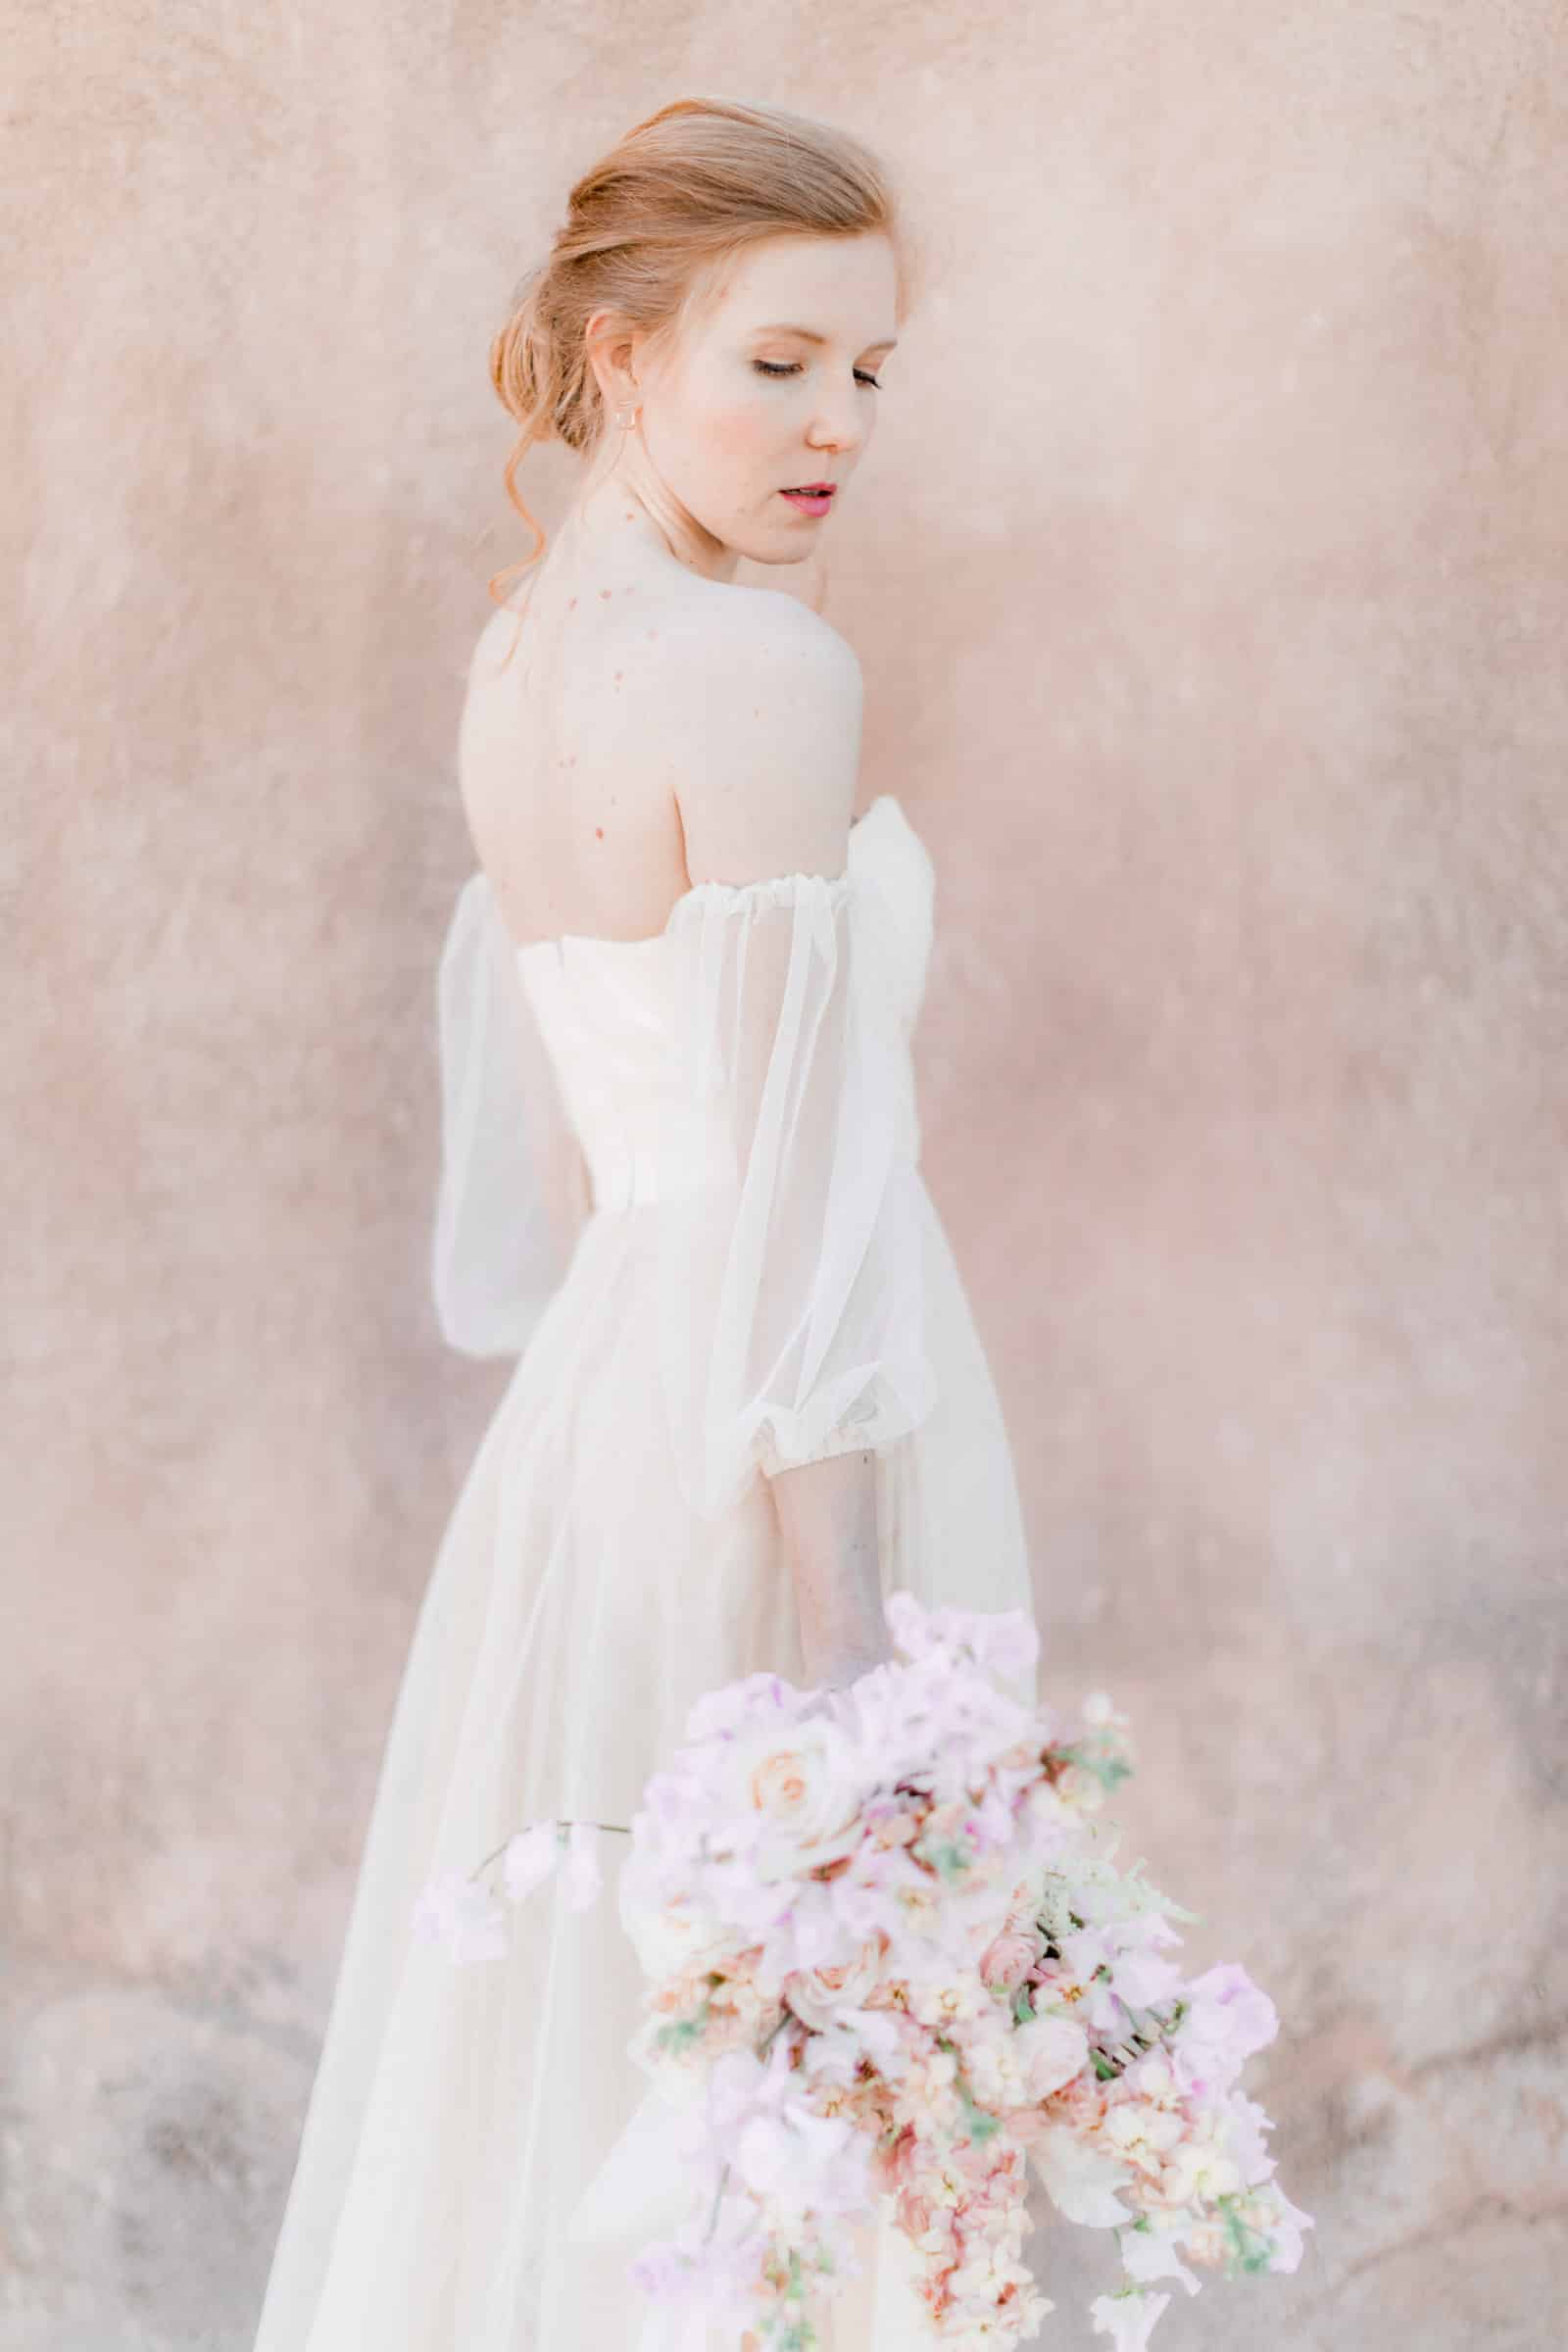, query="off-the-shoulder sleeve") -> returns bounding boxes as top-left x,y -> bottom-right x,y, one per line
430,870 -> 570,1357
655,866 -> 938,1520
